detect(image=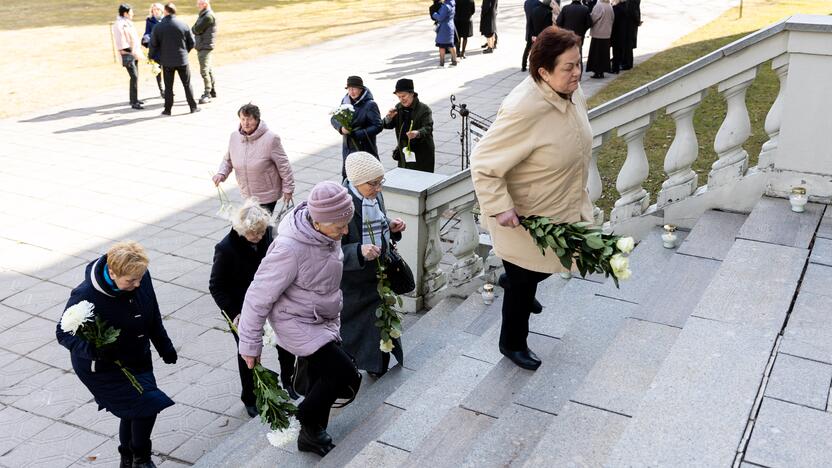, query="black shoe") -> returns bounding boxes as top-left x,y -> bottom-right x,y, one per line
161,110 -> 171,116
499,344 -> 542,370
521,67 -> 527,72
244,404 -> 258,418
118,447 -> 132,468
298,425 -> 334,457
210,89 -> 217,98
497,273 -> 543,314
483,47 -> 493,54
136,100 -> 145,105
591,73 -> 604,79
451,61 -> 458,66
190,106 -> 201,113
132,456 -> 157,468
131,103 -> 144,110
